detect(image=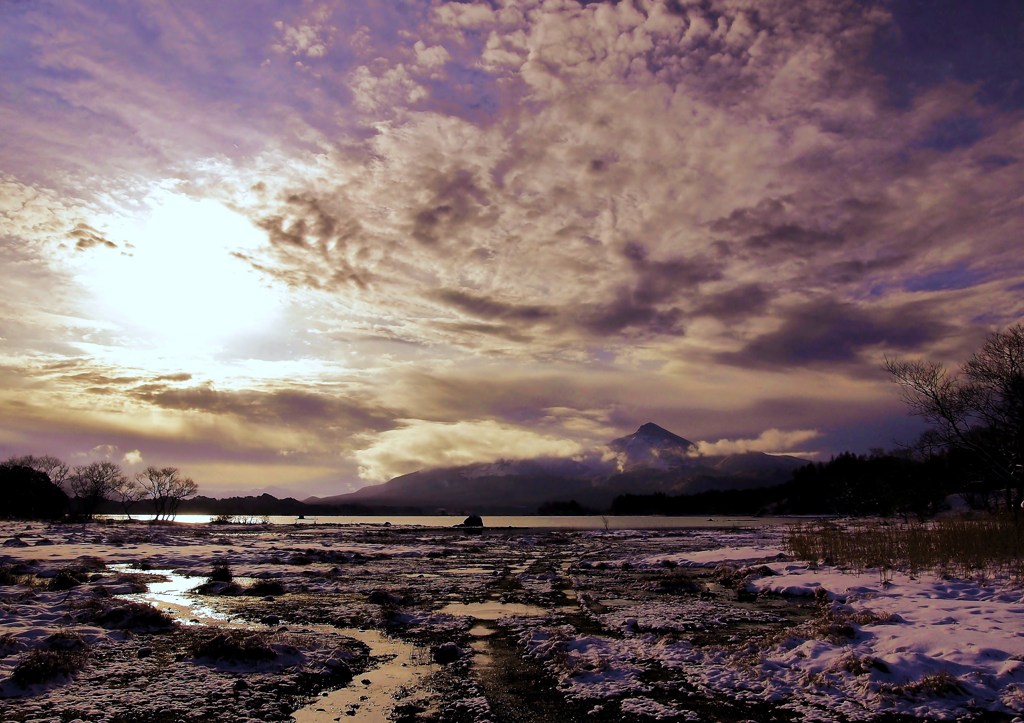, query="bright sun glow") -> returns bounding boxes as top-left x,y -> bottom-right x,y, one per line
79,191 -> 283,353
